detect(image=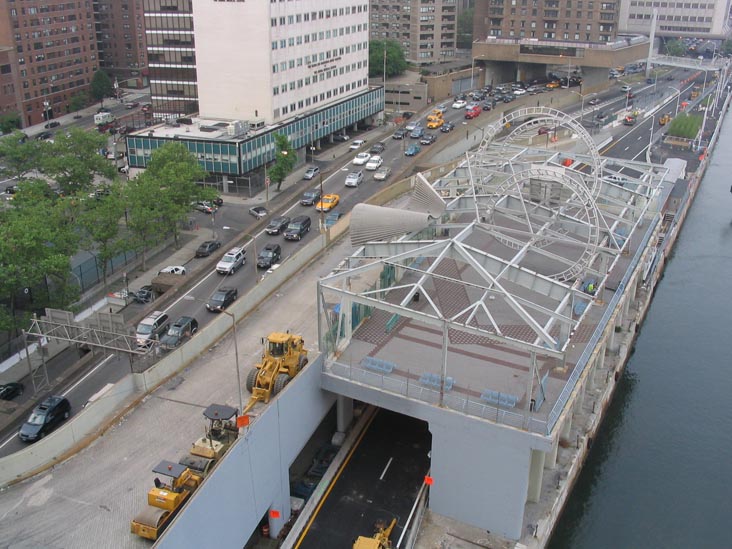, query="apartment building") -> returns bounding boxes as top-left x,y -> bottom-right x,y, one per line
370,0 -> 458,65
619,0 -> 732,39
474,0 -> 620,43
95,0 -> 147,81
0,0 -> 98,127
